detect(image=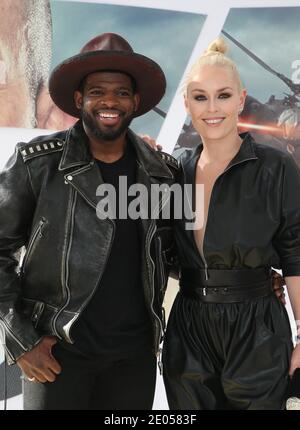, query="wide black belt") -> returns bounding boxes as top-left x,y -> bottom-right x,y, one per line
180,267 -> 272,303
